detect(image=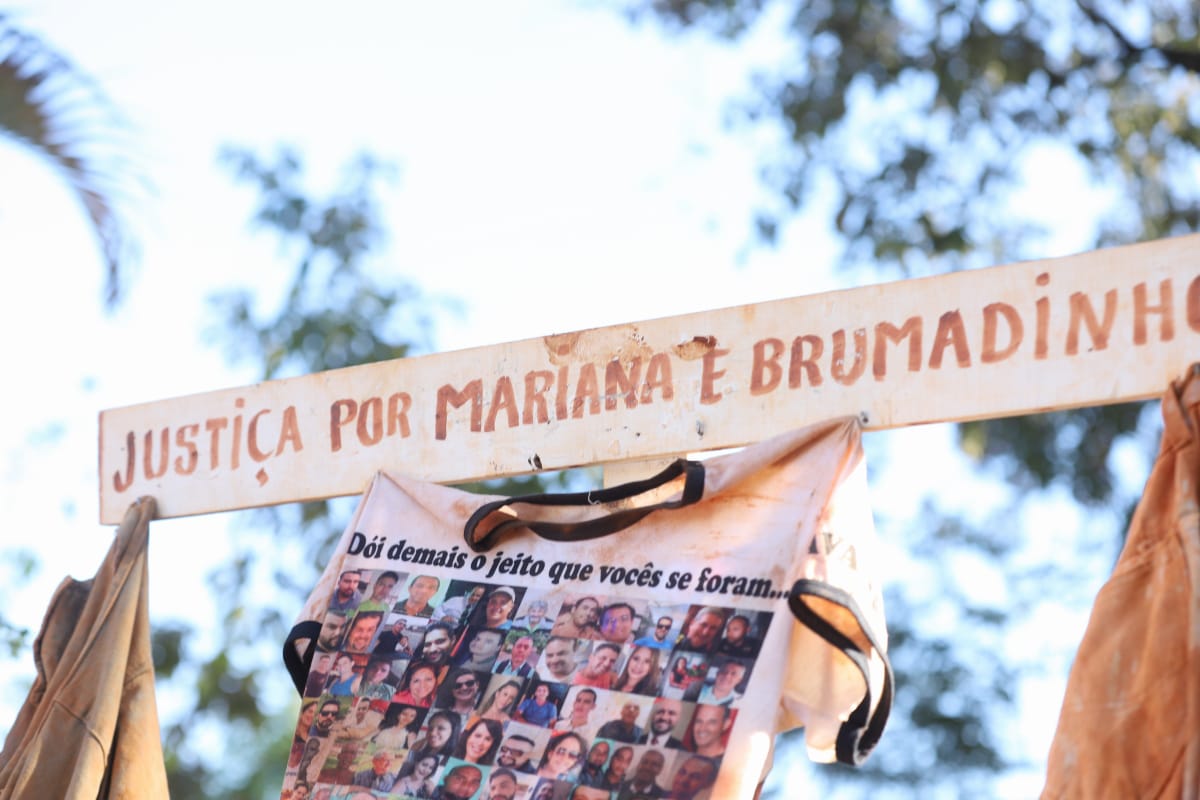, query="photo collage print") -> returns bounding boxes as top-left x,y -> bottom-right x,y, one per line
282,568 -> 774,800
